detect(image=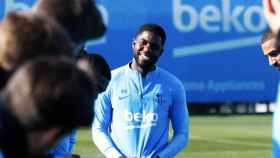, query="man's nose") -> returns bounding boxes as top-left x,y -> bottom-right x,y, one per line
143,43 -> 152,52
